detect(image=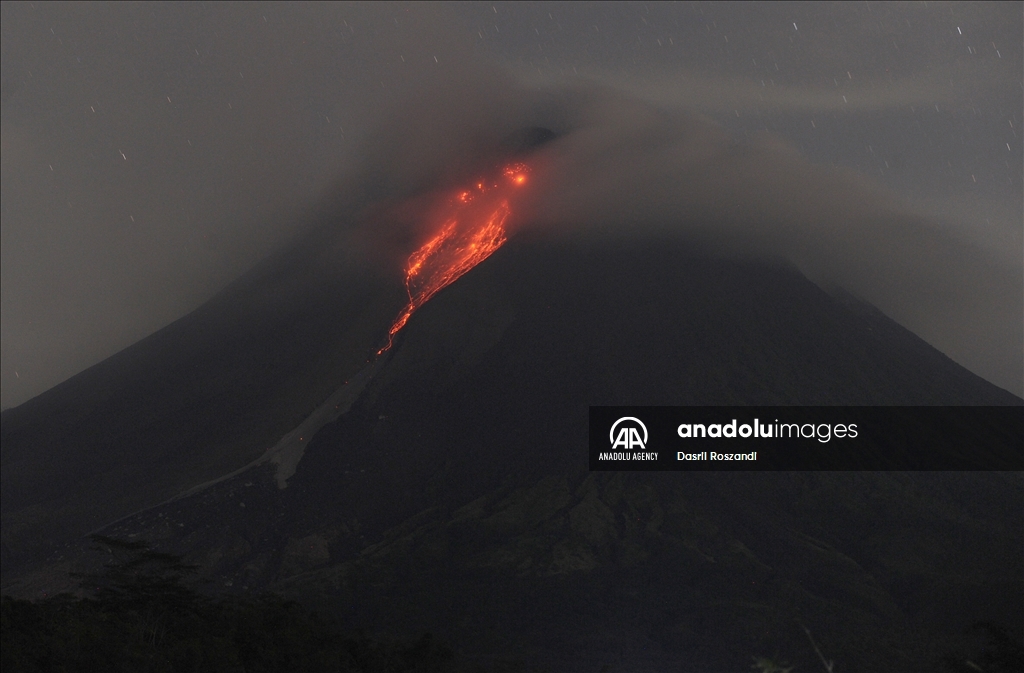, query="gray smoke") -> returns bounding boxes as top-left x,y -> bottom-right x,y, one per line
3,3 -> 1020,407
347,79 -> 1023,396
